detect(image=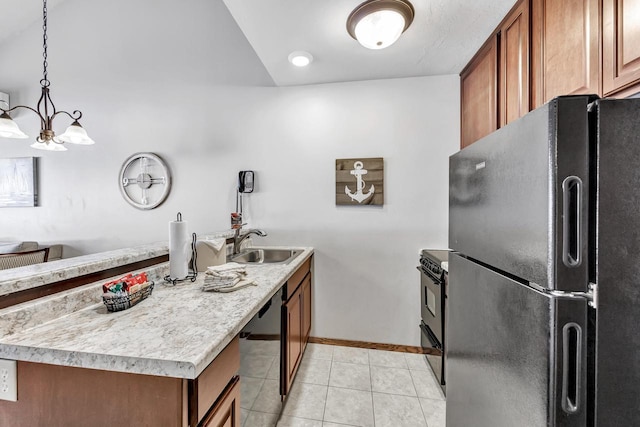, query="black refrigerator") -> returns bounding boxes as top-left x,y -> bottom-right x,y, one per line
447,95 -> 640,427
